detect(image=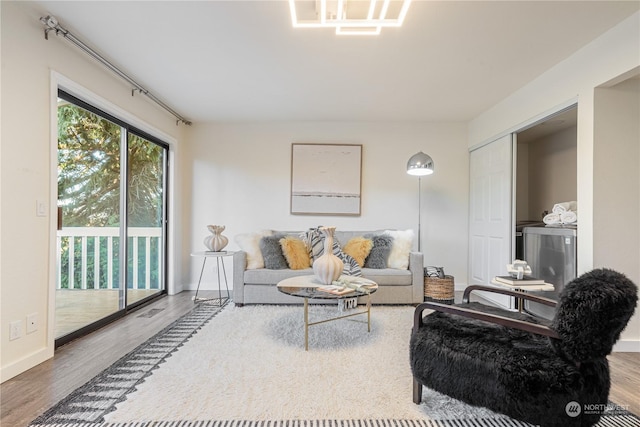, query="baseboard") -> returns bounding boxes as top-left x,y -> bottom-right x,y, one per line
613,340 -> 640,352
0,346 -> 53,383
